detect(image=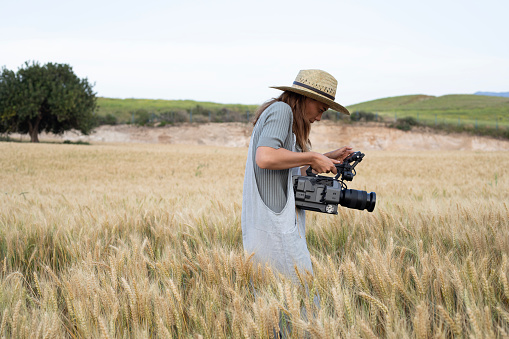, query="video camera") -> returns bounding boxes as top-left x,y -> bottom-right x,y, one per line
293,151 -> 376,214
